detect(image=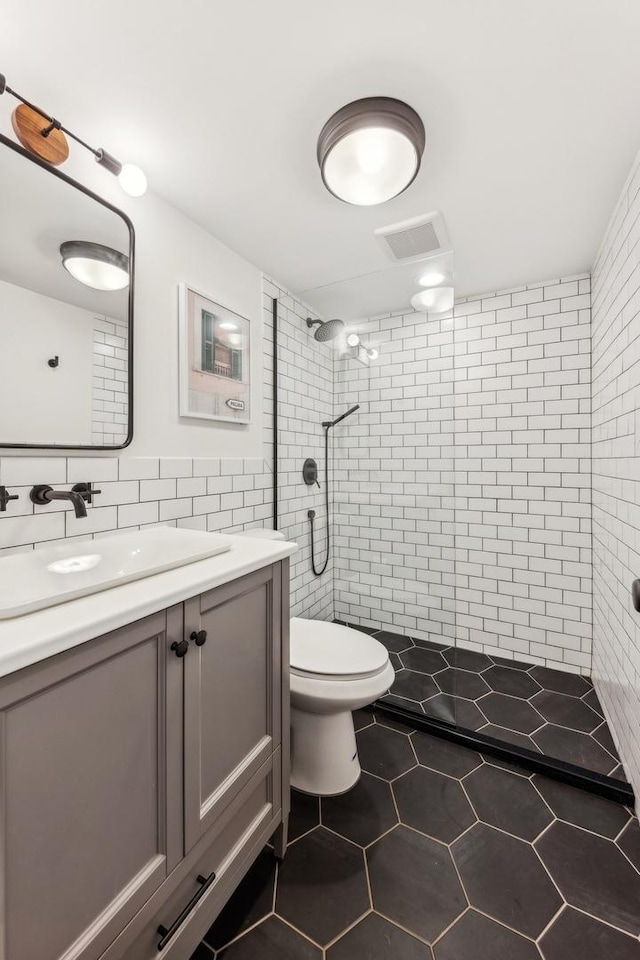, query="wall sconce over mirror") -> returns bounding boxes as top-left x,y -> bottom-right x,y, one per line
0,72 -> 147,197
0,132 -> 134,449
